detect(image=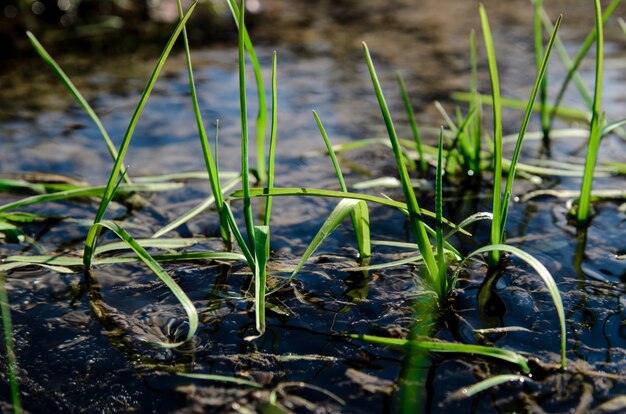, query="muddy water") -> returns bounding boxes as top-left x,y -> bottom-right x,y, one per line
1,0 -> 626,412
